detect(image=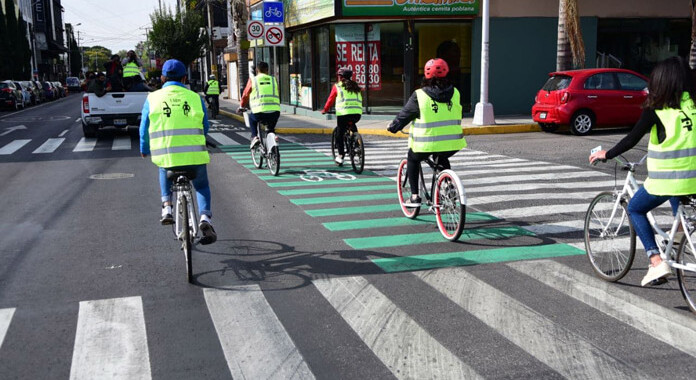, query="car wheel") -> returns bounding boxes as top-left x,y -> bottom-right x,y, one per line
539,123 -> 560,133
570,111 -> 594,136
